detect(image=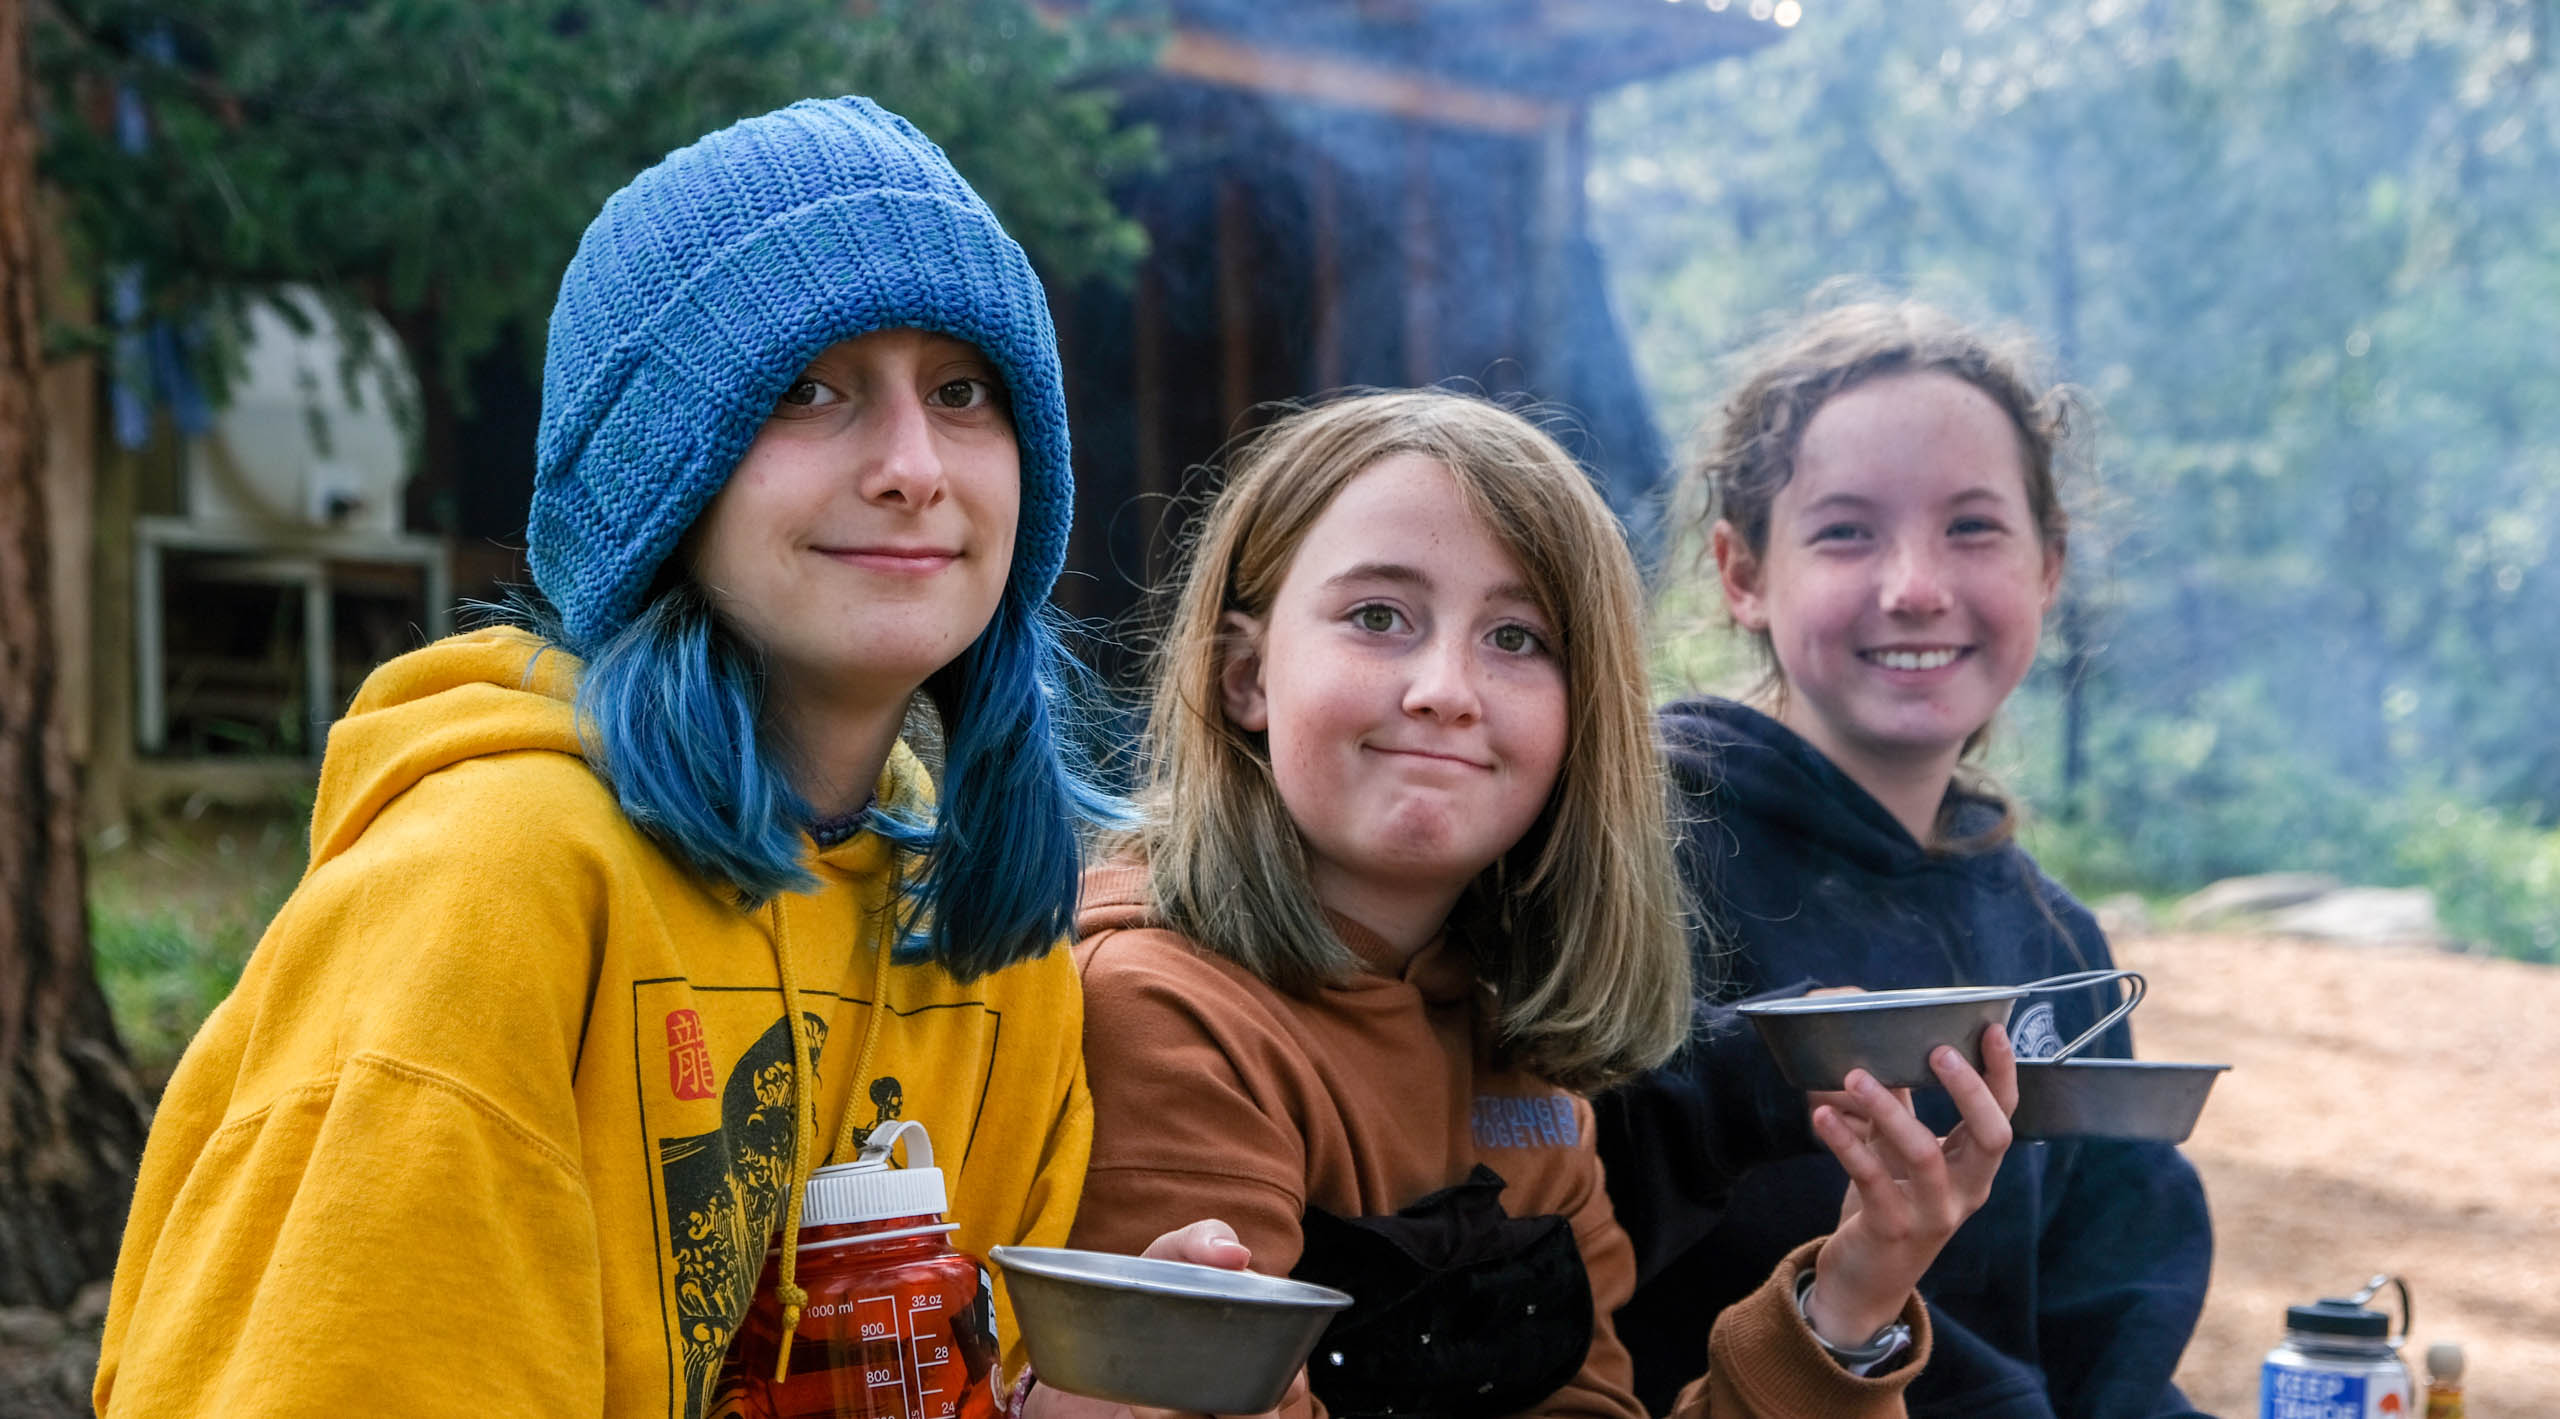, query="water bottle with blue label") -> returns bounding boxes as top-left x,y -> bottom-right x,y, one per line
2259,1276 -> 2416,1419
